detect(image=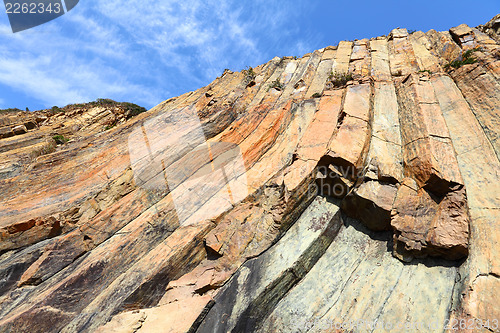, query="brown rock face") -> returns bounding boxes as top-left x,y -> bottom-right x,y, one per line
391,178 -> 469,261
395,73 -> 463,195
480,14 -> 500,43
0,16 -> 499,333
